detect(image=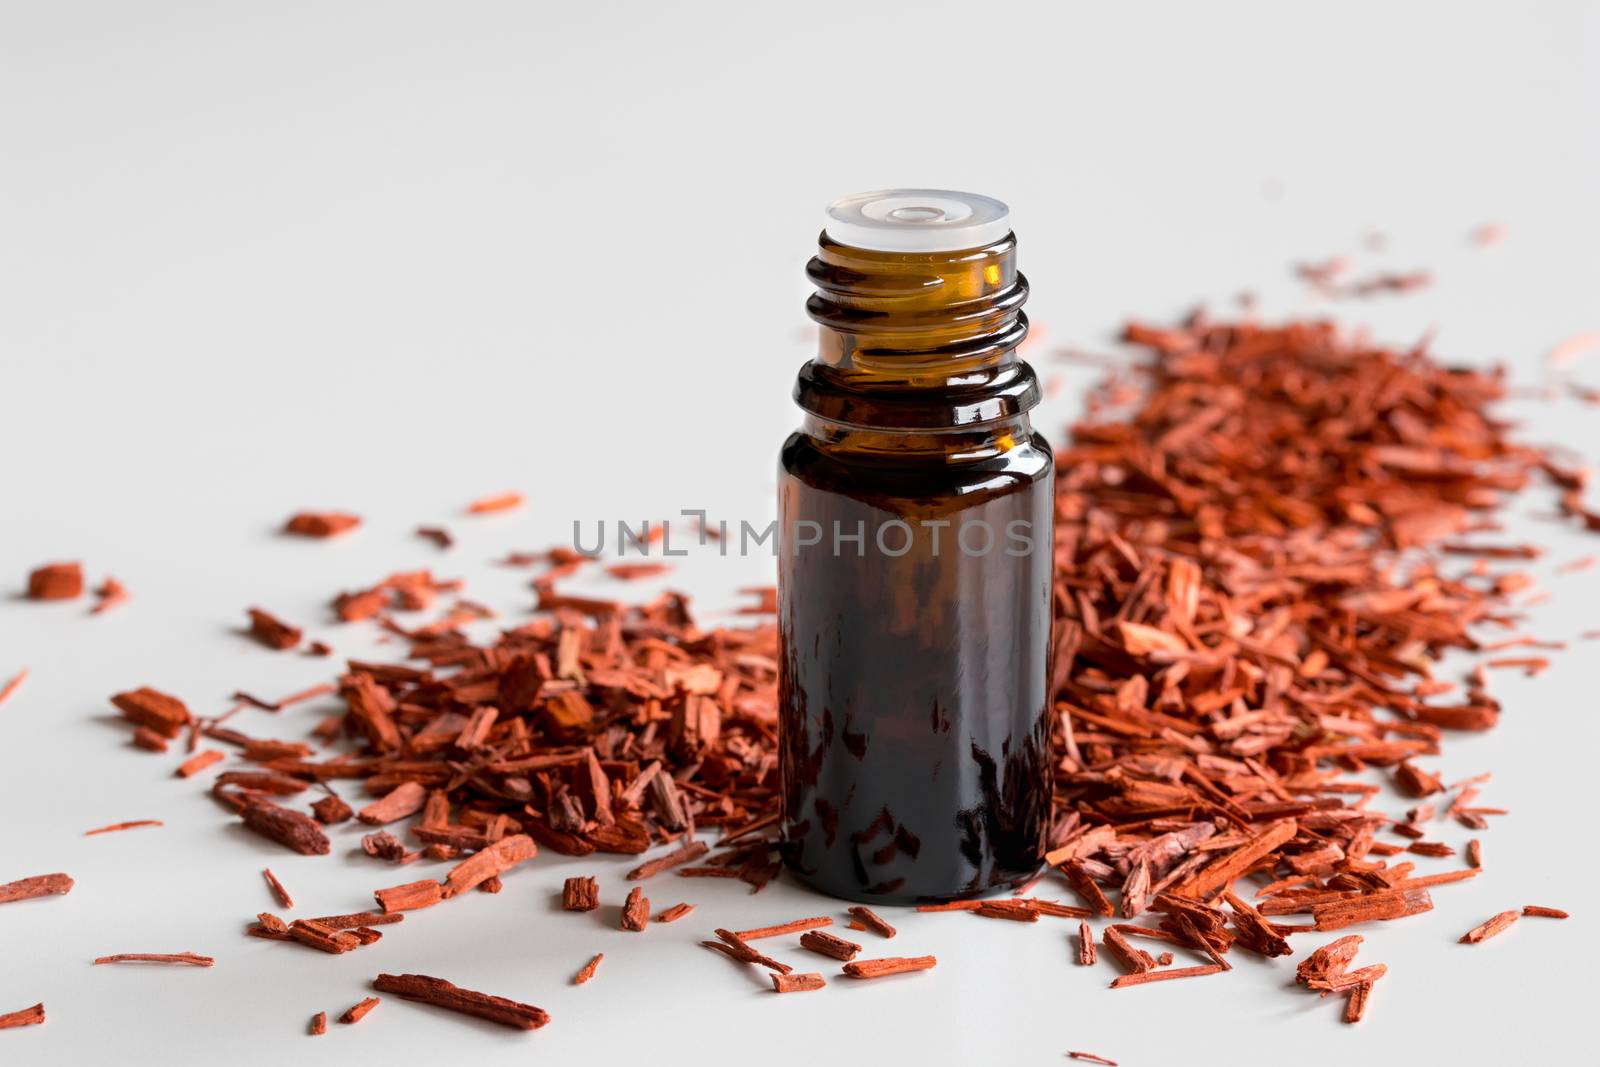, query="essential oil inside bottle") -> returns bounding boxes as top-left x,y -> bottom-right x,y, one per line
777,190 -> 1054,904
